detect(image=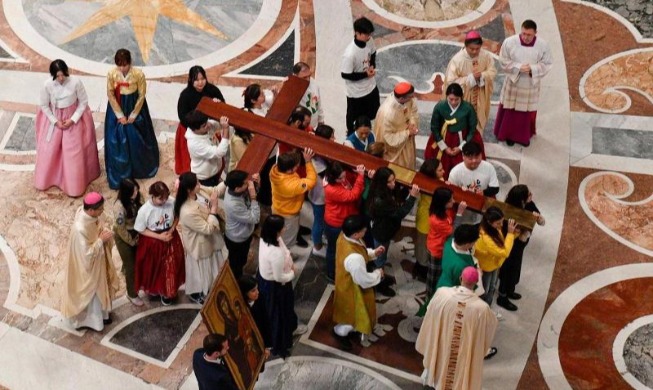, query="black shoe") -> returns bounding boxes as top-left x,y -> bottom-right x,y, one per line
484,347 -> 498,360
296,236 -> 309,248
188,293 -> 204,305
377,284 -> 396,297
298,226 -> 311,236
332,329 -> 353,351
497,297 -> 518,311
161,296 -> 173,306
103,315 -> 113,325
506,140 -> 515,146
508,292 -> 522,300
412,263 -> 427,282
